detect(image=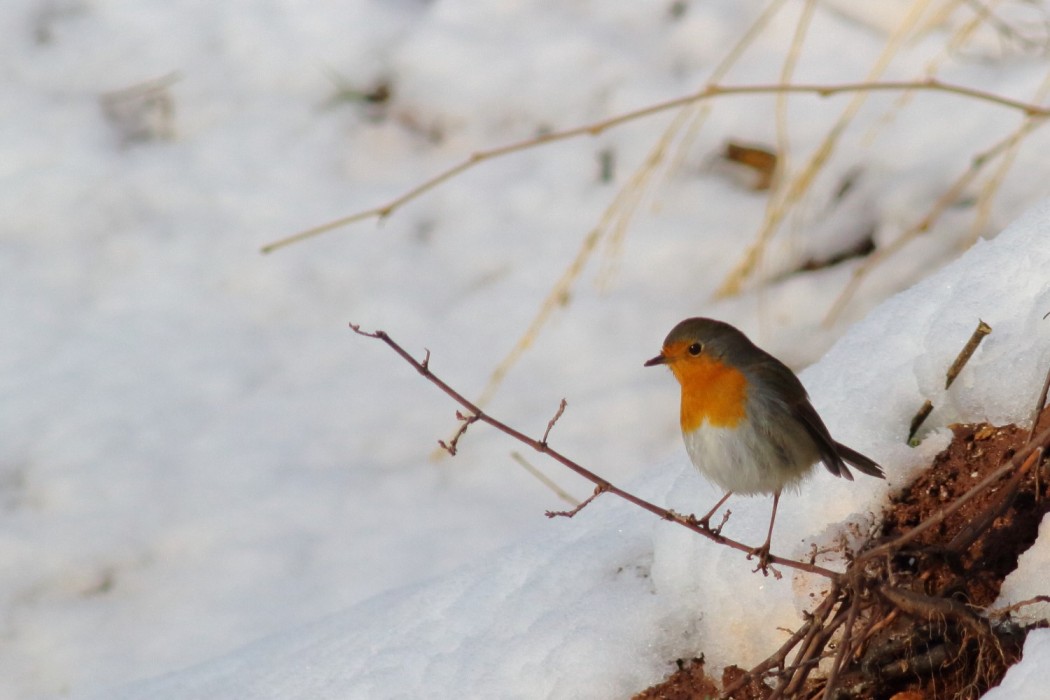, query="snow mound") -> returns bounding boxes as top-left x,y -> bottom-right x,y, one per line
102,203 -> 1050,698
